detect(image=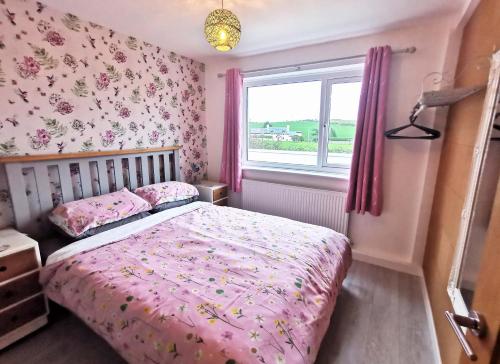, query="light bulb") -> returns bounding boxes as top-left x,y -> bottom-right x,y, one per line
219,29 -> 227,41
